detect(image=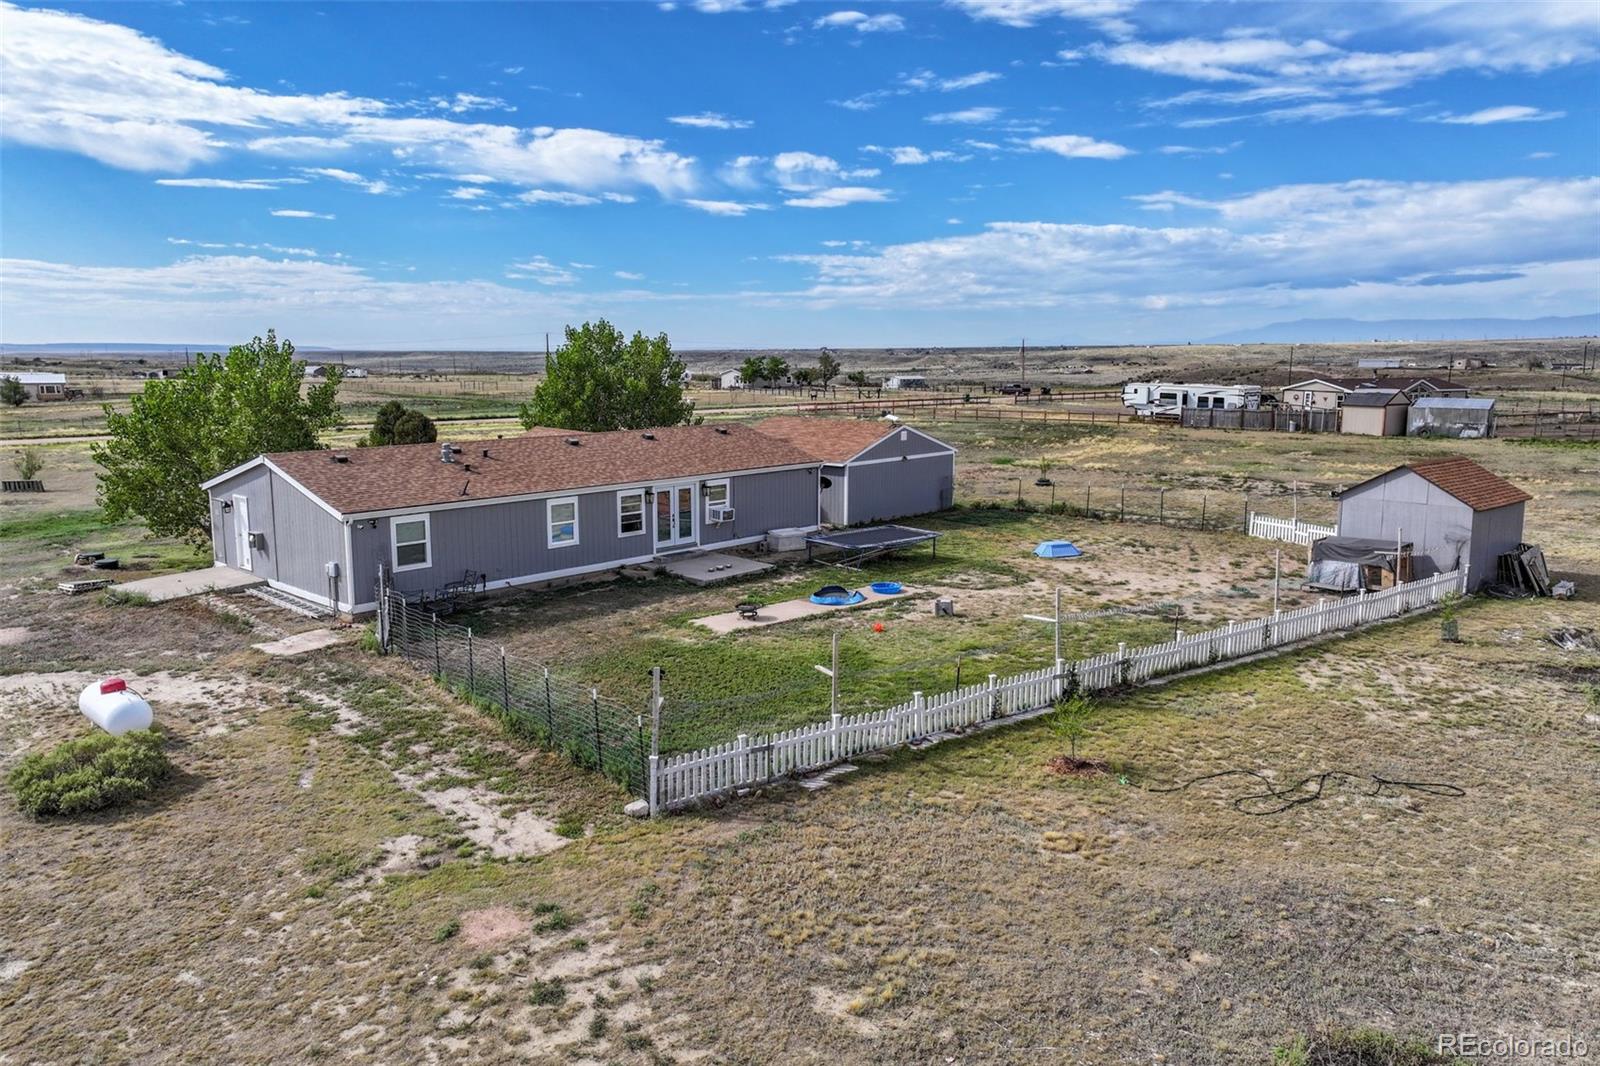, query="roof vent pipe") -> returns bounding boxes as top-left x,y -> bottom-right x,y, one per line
440,443 -> 455,463
641,432 -> 656,441
565,437 -> 582,446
